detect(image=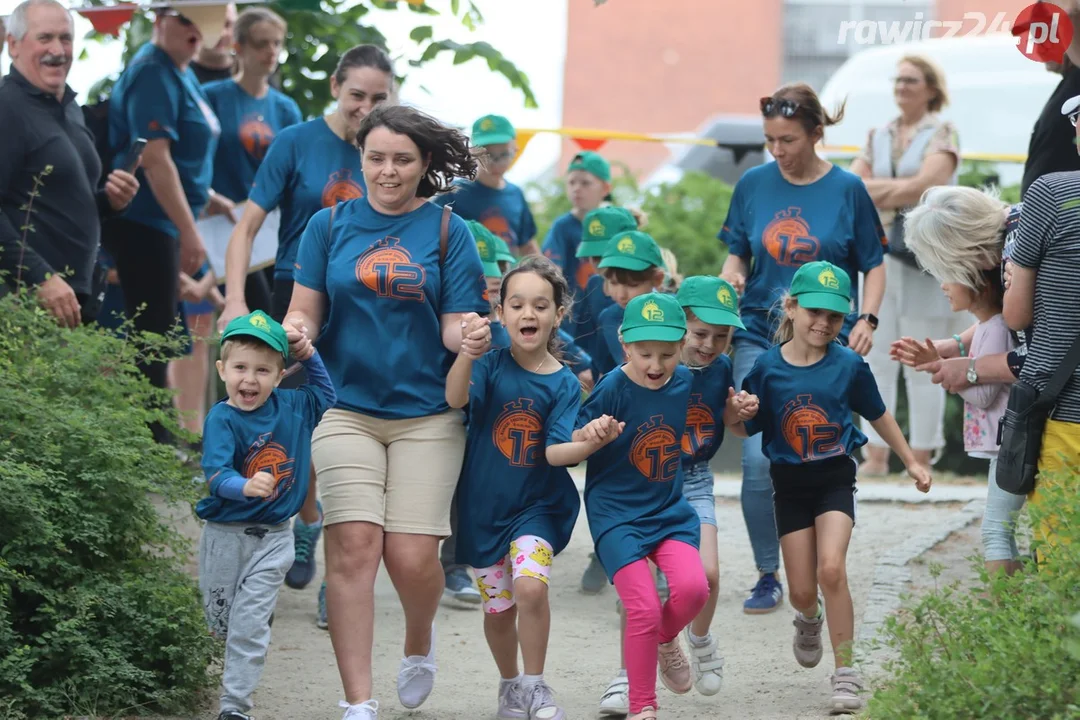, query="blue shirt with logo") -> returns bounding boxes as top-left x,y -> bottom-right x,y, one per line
591,303 -> 626,378
196,353 -> 335,524
490,320 -> 592,377
203,80 -> 303,203
455,348 -> 582,568
741,343 -> 886,466
294,197 -> 489,419
249,118 -> 366,278
577,366 -> 701,581
682,355 -> 735,467
108,43 -> 221,237
542,212 -> 596,298
433,180 -> 537,248
719,163 -> 886,348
